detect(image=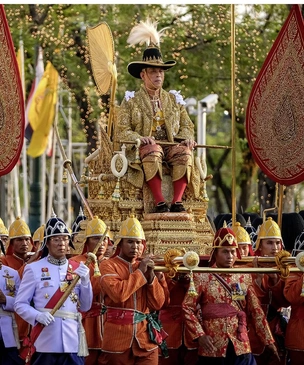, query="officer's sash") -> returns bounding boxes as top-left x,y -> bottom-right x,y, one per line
19,259 -> 80,363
